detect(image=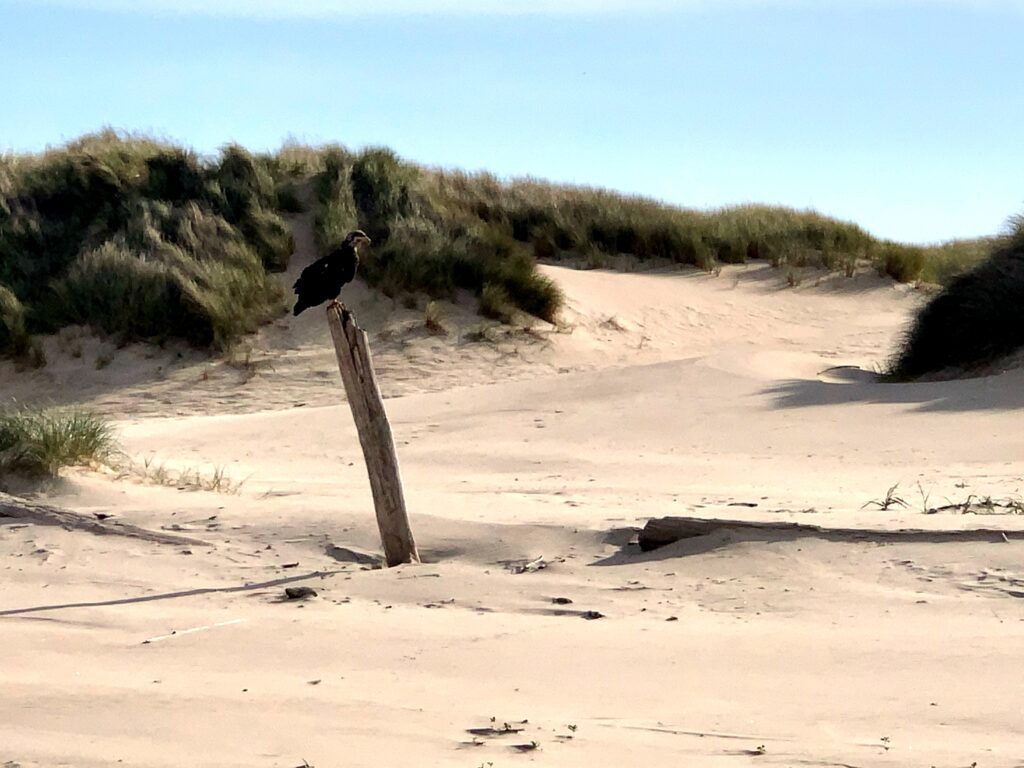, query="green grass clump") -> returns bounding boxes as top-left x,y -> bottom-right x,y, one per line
0,284 -> 34,359
0,406 -> 115,478
479,282 -> 516,323
360,216 -> 451,297
358,217 -> 562,323
312,147 -> 358,252
350,147 -> 418,243
210,144 -> 294,272
236,203 -> 294,273
917,237 -> 996,285
871,238 -> 989,285
876,243 -> 927,283
889,215 -> 1024,379
322,150 -> 979,324
0,130 -> 294,358
312,150 -> 563,324
45,234 -> 281,349
264,140 -> 332,180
